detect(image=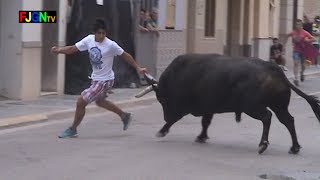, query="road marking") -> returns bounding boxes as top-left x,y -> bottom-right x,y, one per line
0,105 -> 152,135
